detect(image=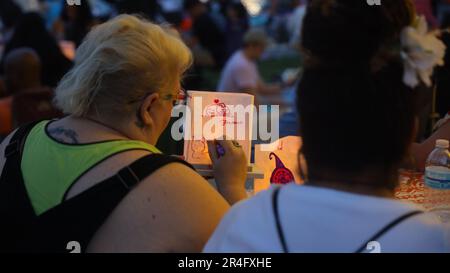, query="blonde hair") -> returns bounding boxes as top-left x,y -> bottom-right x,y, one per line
54,14 -> 192,118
